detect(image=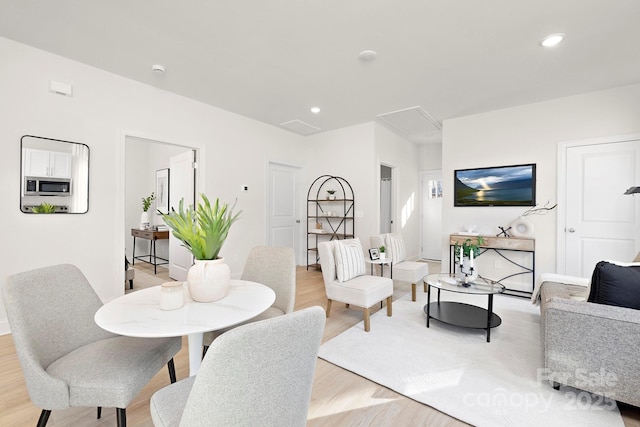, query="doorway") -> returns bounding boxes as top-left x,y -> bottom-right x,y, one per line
420,170 -> 443,260
558,135 -> 640,276
267,162 -> 302,265
380,165 -> 393,233
124,136 -> 198,281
